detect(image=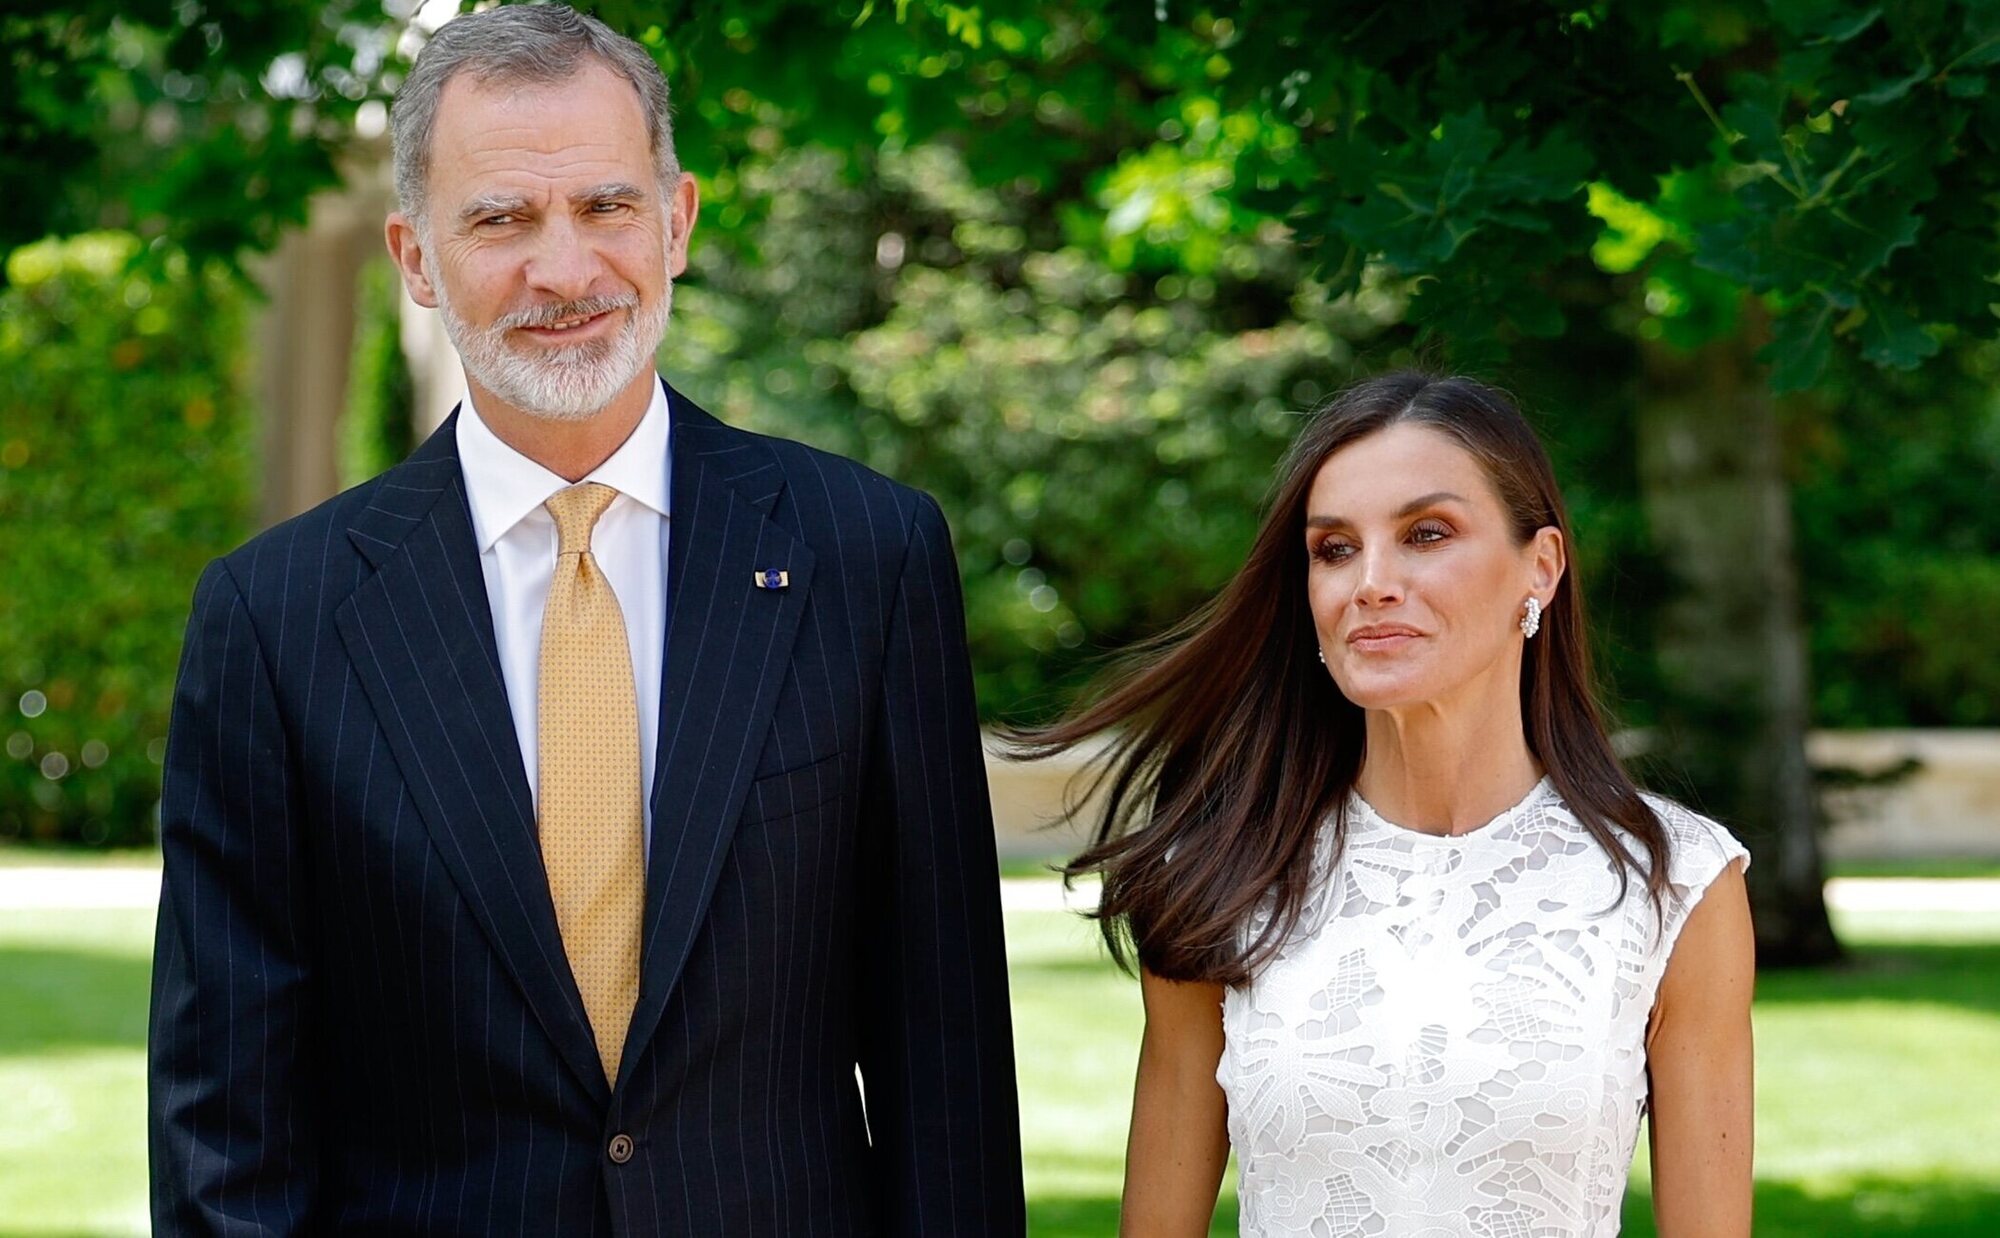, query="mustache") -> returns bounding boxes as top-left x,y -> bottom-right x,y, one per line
494,293 -> 639,331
